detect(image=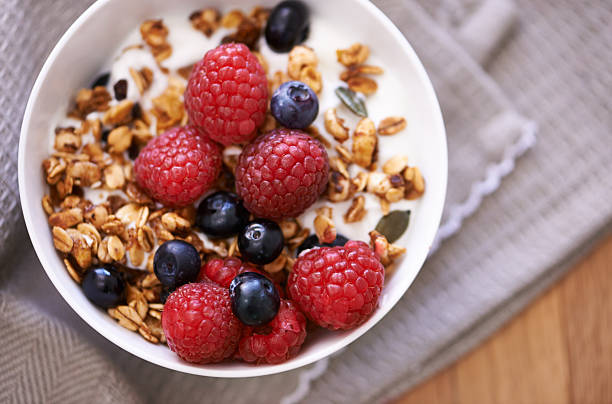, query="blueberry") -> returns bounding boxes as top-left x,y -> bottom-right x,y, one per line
271,81 -> 319,129
265,1 -> 310,52
296,234 -> 349,256
153,240 -> 201,289
82,266 -> 125,308
196,191 -> 250,238
230,272 -> 280,326
238,220 -> 284,265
